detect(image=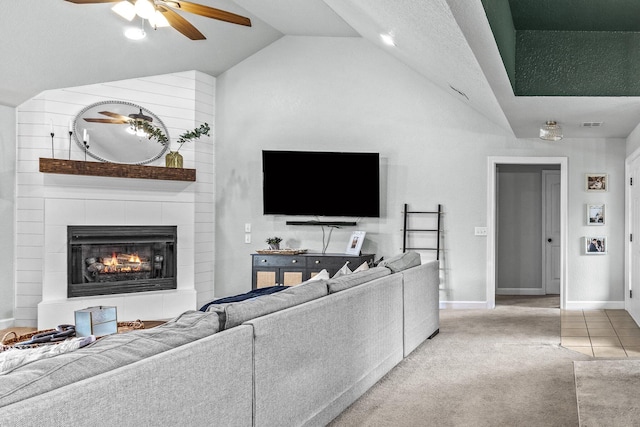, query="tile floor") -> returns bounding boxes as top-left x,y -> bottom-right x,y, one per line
561,309 -> 640,358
